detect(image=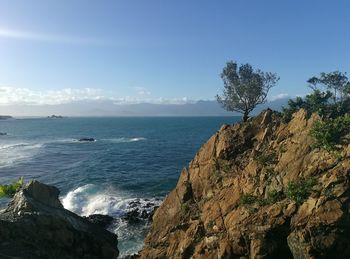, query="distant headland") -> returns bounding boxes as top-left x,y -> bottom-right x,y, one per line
0,115 -> 13,120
